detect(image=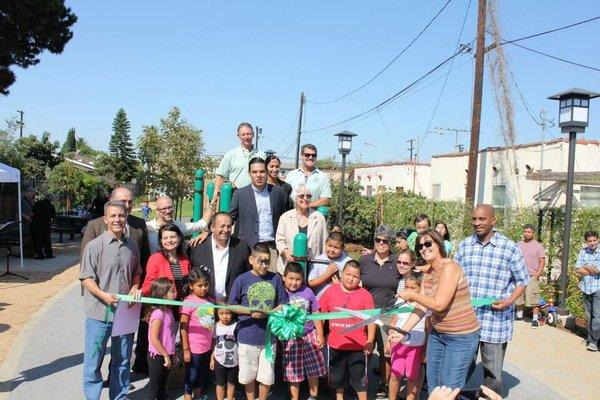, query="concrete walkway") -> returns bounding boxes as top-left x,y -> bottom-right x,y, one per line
1,277 -> 582,400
